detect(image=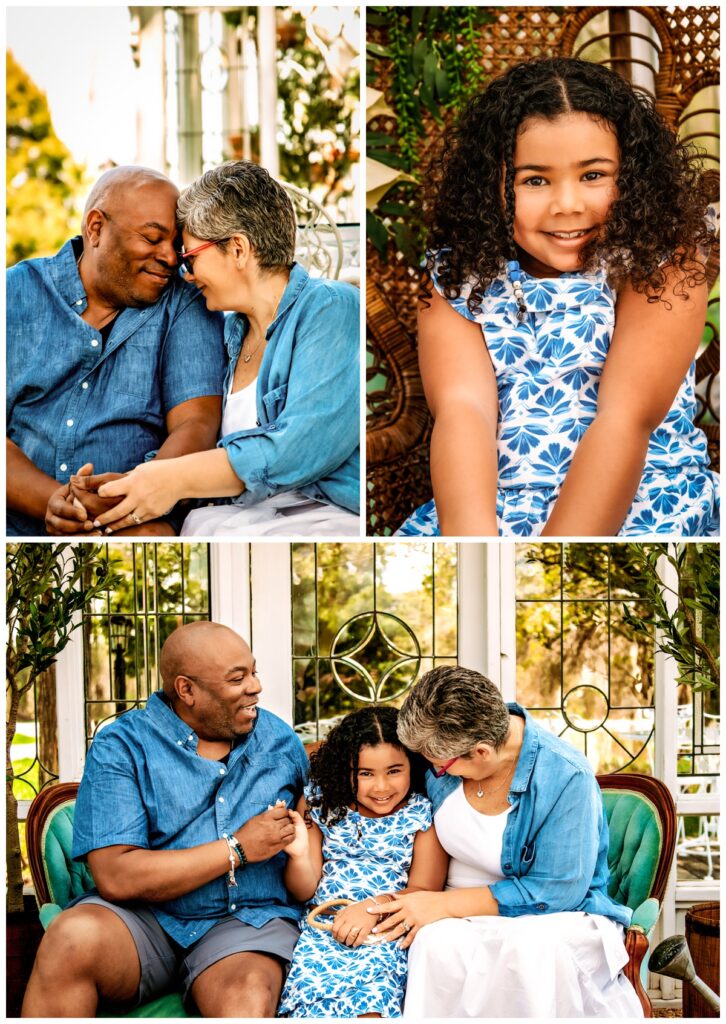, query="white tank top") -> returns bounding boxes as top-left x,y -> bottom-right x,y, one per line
434,783 -> 511,890
221,378 -> 258,436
